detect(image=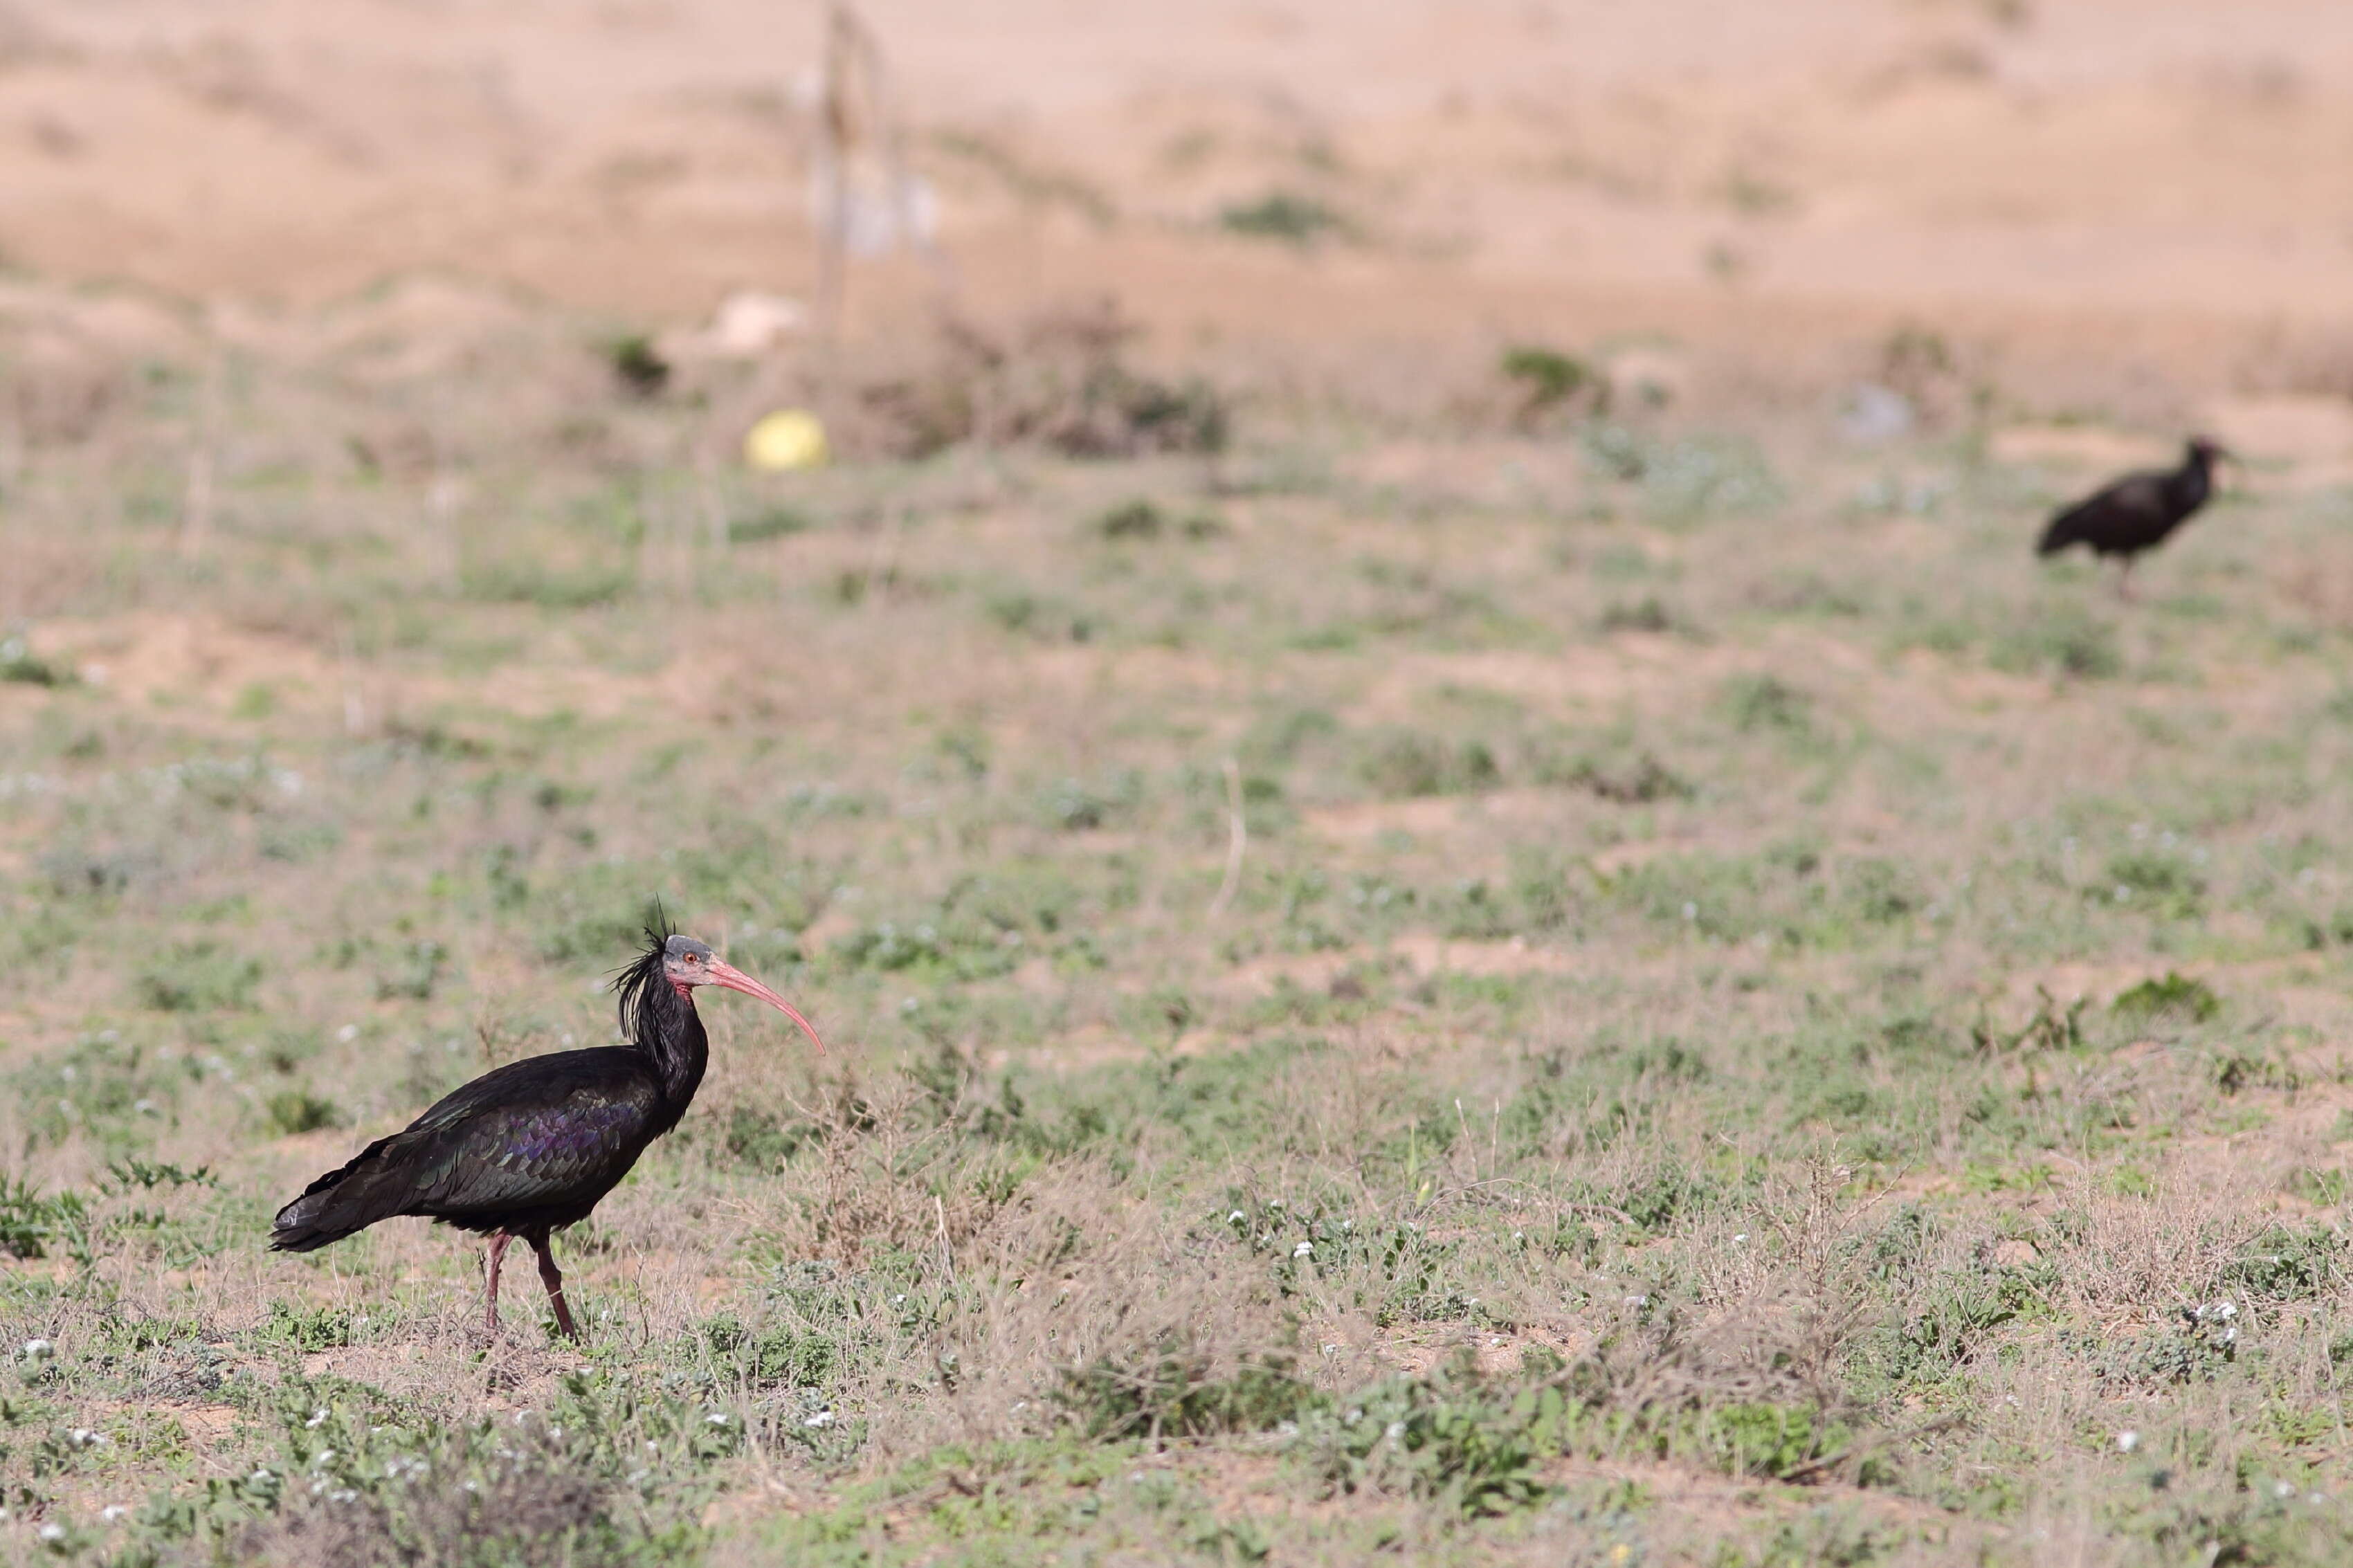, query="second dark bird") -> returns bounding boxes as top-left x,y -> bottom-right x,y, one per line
2036,435 -> 2230,599
271,926 -> 823,1339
